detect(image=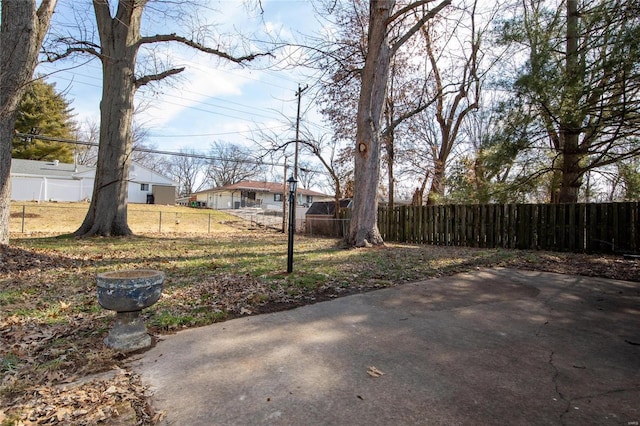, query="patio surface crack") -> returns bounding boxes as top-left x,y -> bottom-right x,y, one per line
549,351 -> 571,425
